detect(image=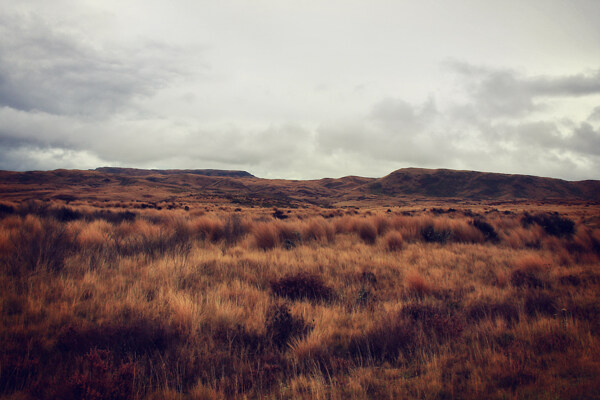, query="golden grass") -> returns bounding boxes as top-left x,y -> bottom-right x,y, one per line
0,202 -> 599,399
